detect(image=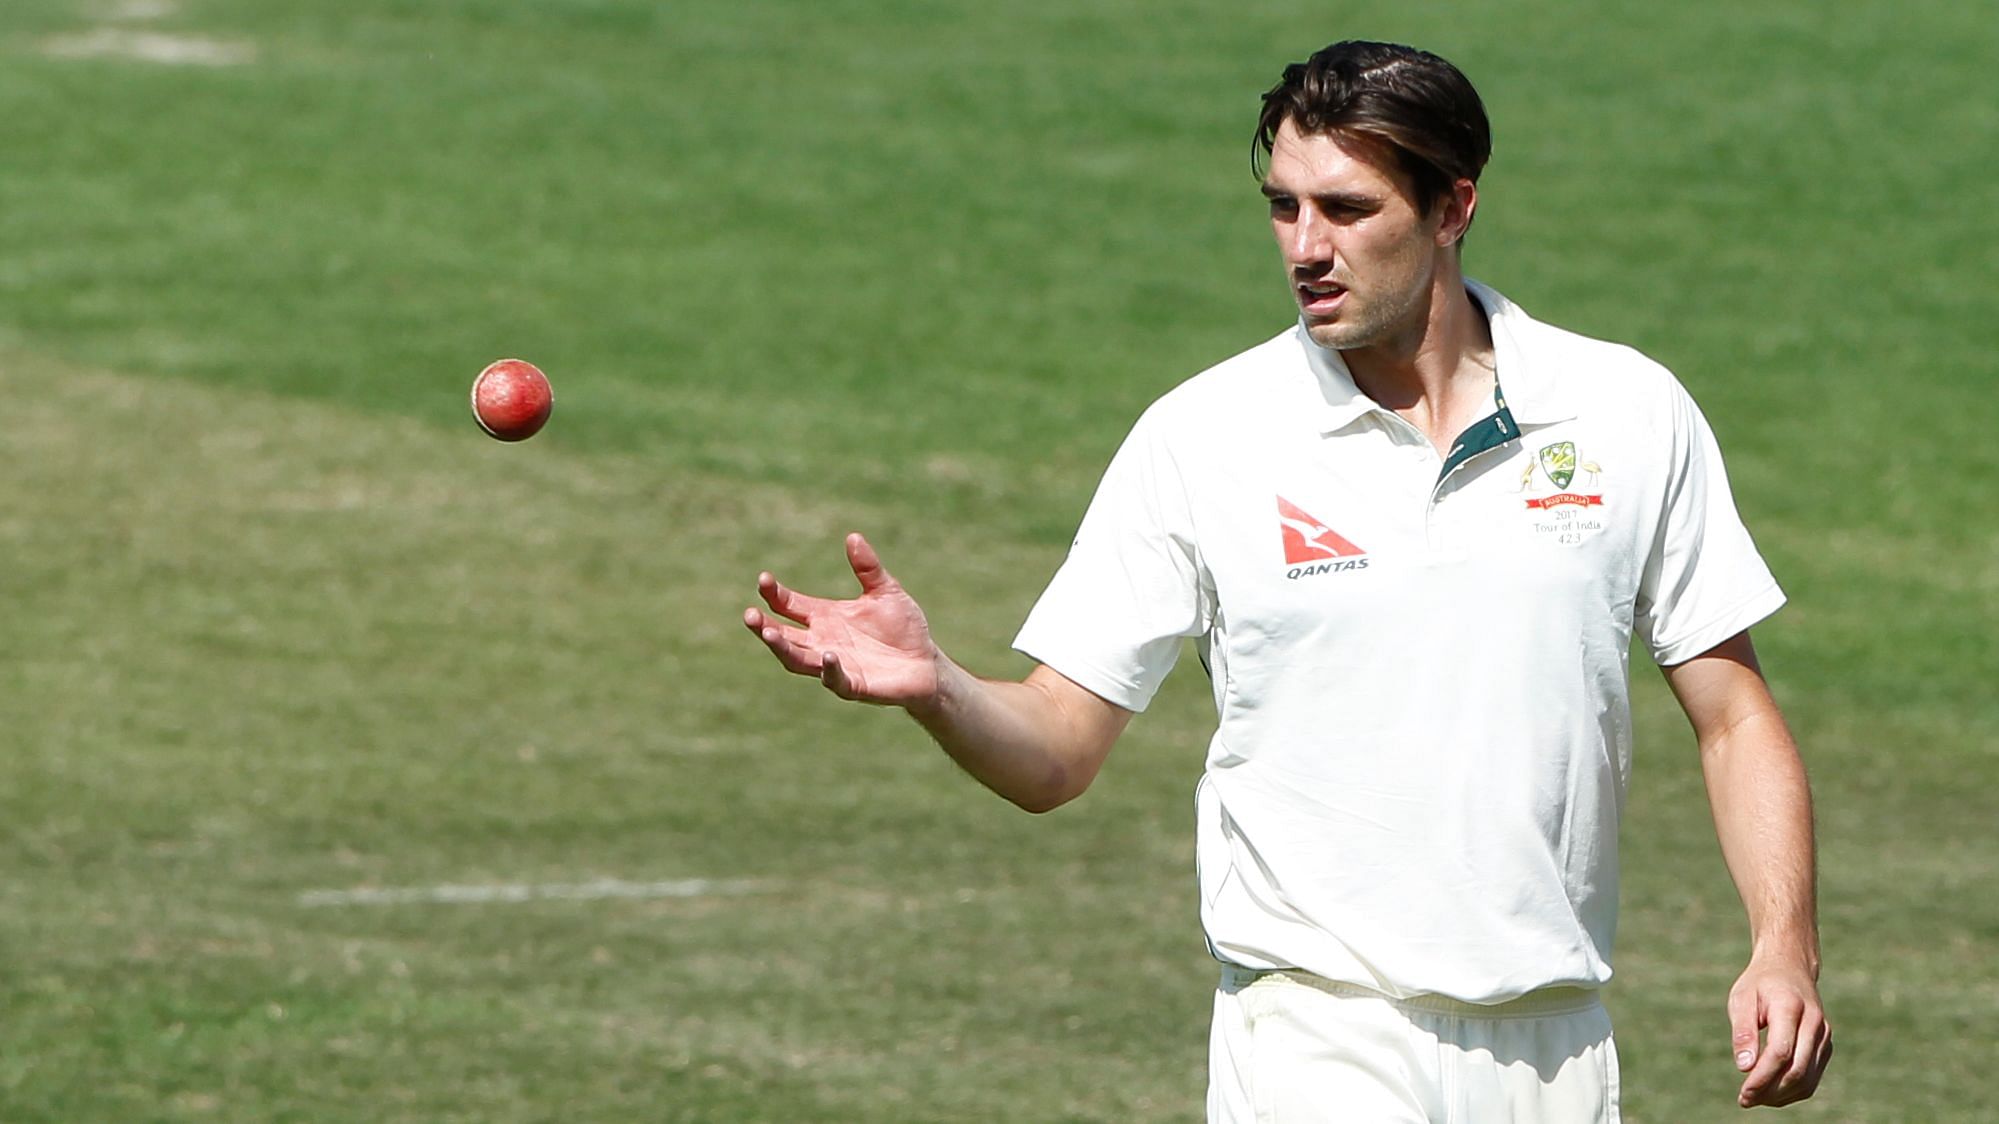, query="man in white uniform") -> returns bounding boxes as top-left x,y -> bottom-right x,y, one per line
745,40 -> 1830,1121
